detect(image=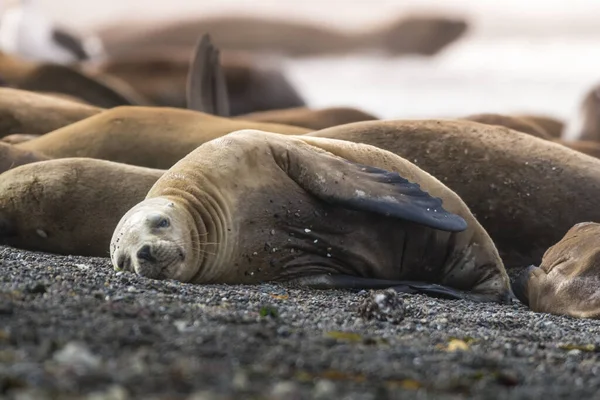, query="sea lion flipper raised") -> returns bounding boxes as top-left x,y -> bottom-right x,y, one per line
285,152 -> 467,232
289,274 -> 474,301
186,33 -> 230,116
511,264 -> 538,306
